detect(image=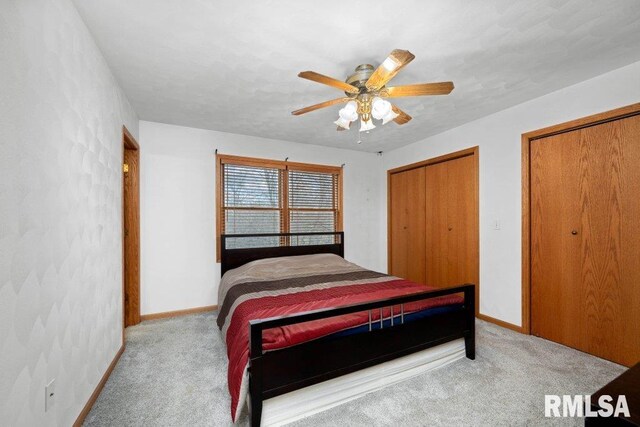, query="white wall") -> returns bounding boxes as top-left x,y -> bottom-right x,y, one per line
139,121 -> 384,315
140,61 -> 640,323
382,60 -> 640,327
0,0 -> 138,425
